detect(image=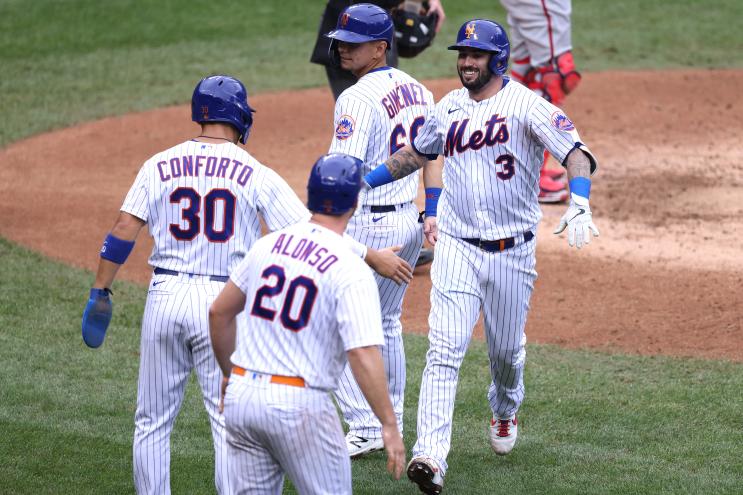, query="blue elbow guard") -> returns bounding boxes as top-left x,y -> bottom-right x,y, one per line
364,164 -> 394,189
82,288 -> 113,348
100,233 -> 135,264
425,188 -> 442,217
